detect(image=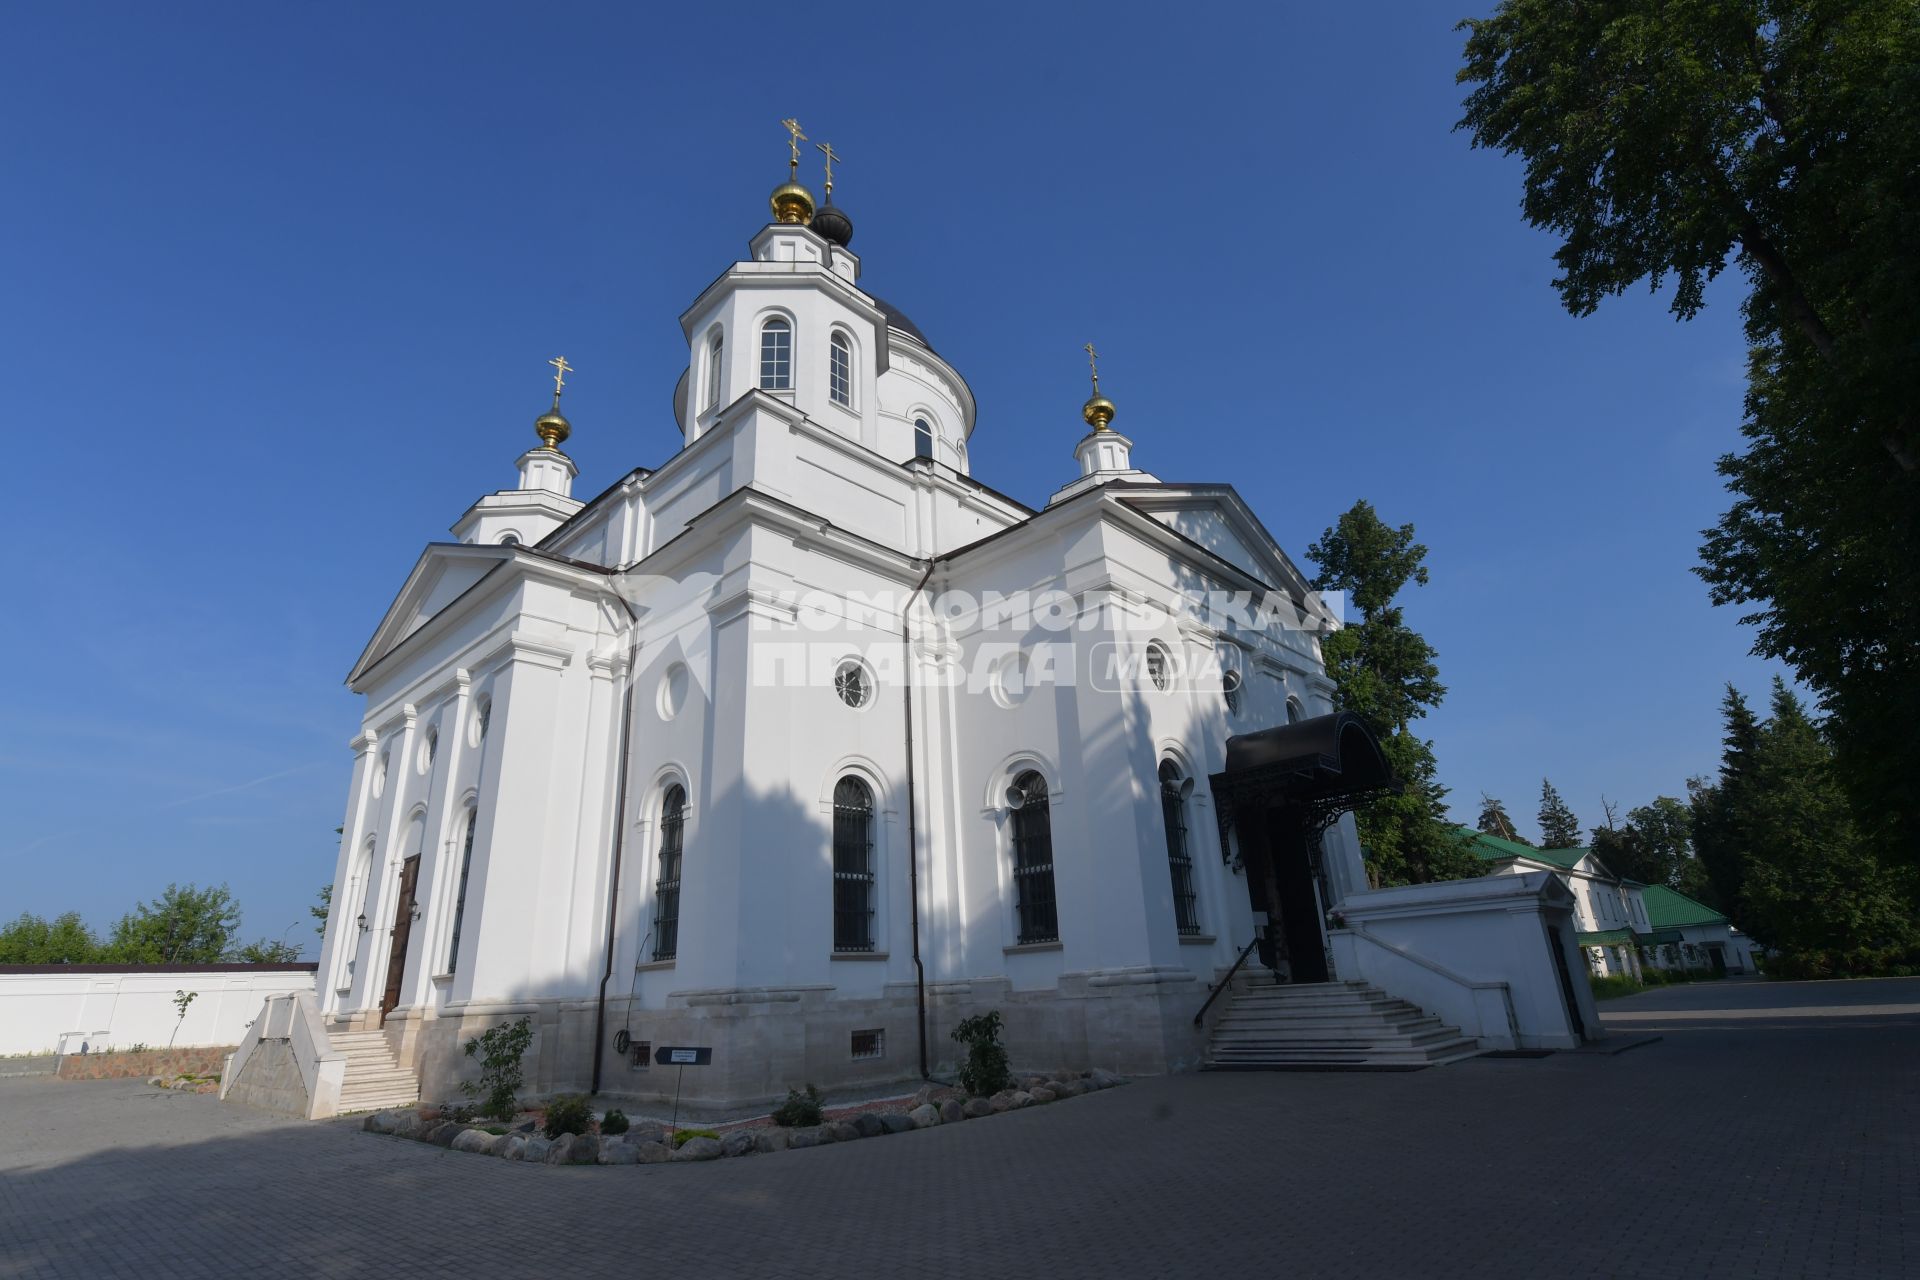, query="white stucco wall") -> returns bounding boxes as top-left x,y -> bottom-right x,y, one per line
0,966 -> 316,1055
